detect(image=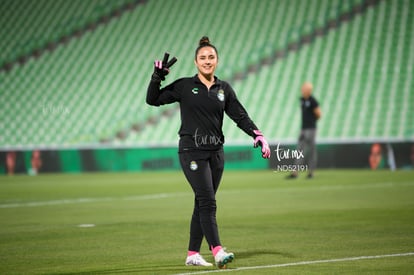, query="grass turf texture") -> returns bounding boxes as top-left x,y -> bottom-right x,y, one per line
0,170 -> 413,274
